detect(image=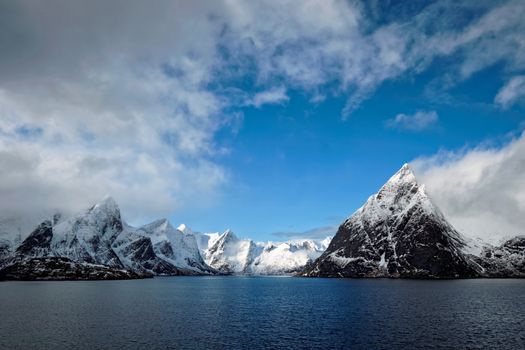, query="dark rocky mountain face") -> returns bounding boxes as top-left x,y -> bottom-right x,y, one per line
0,257 -> 150,281
15,220 -> 53,257
301,164 -> 480,278
117,236 -> 183,275
471,237 -> 525,277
